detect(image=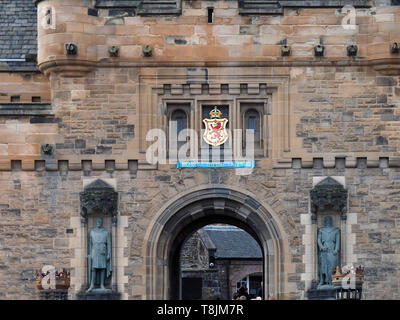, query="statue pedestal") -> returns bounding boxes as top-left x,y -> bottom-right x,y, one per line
76,288 -> 120,300
307,286 -> 339,300
307,285 -> 363,300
